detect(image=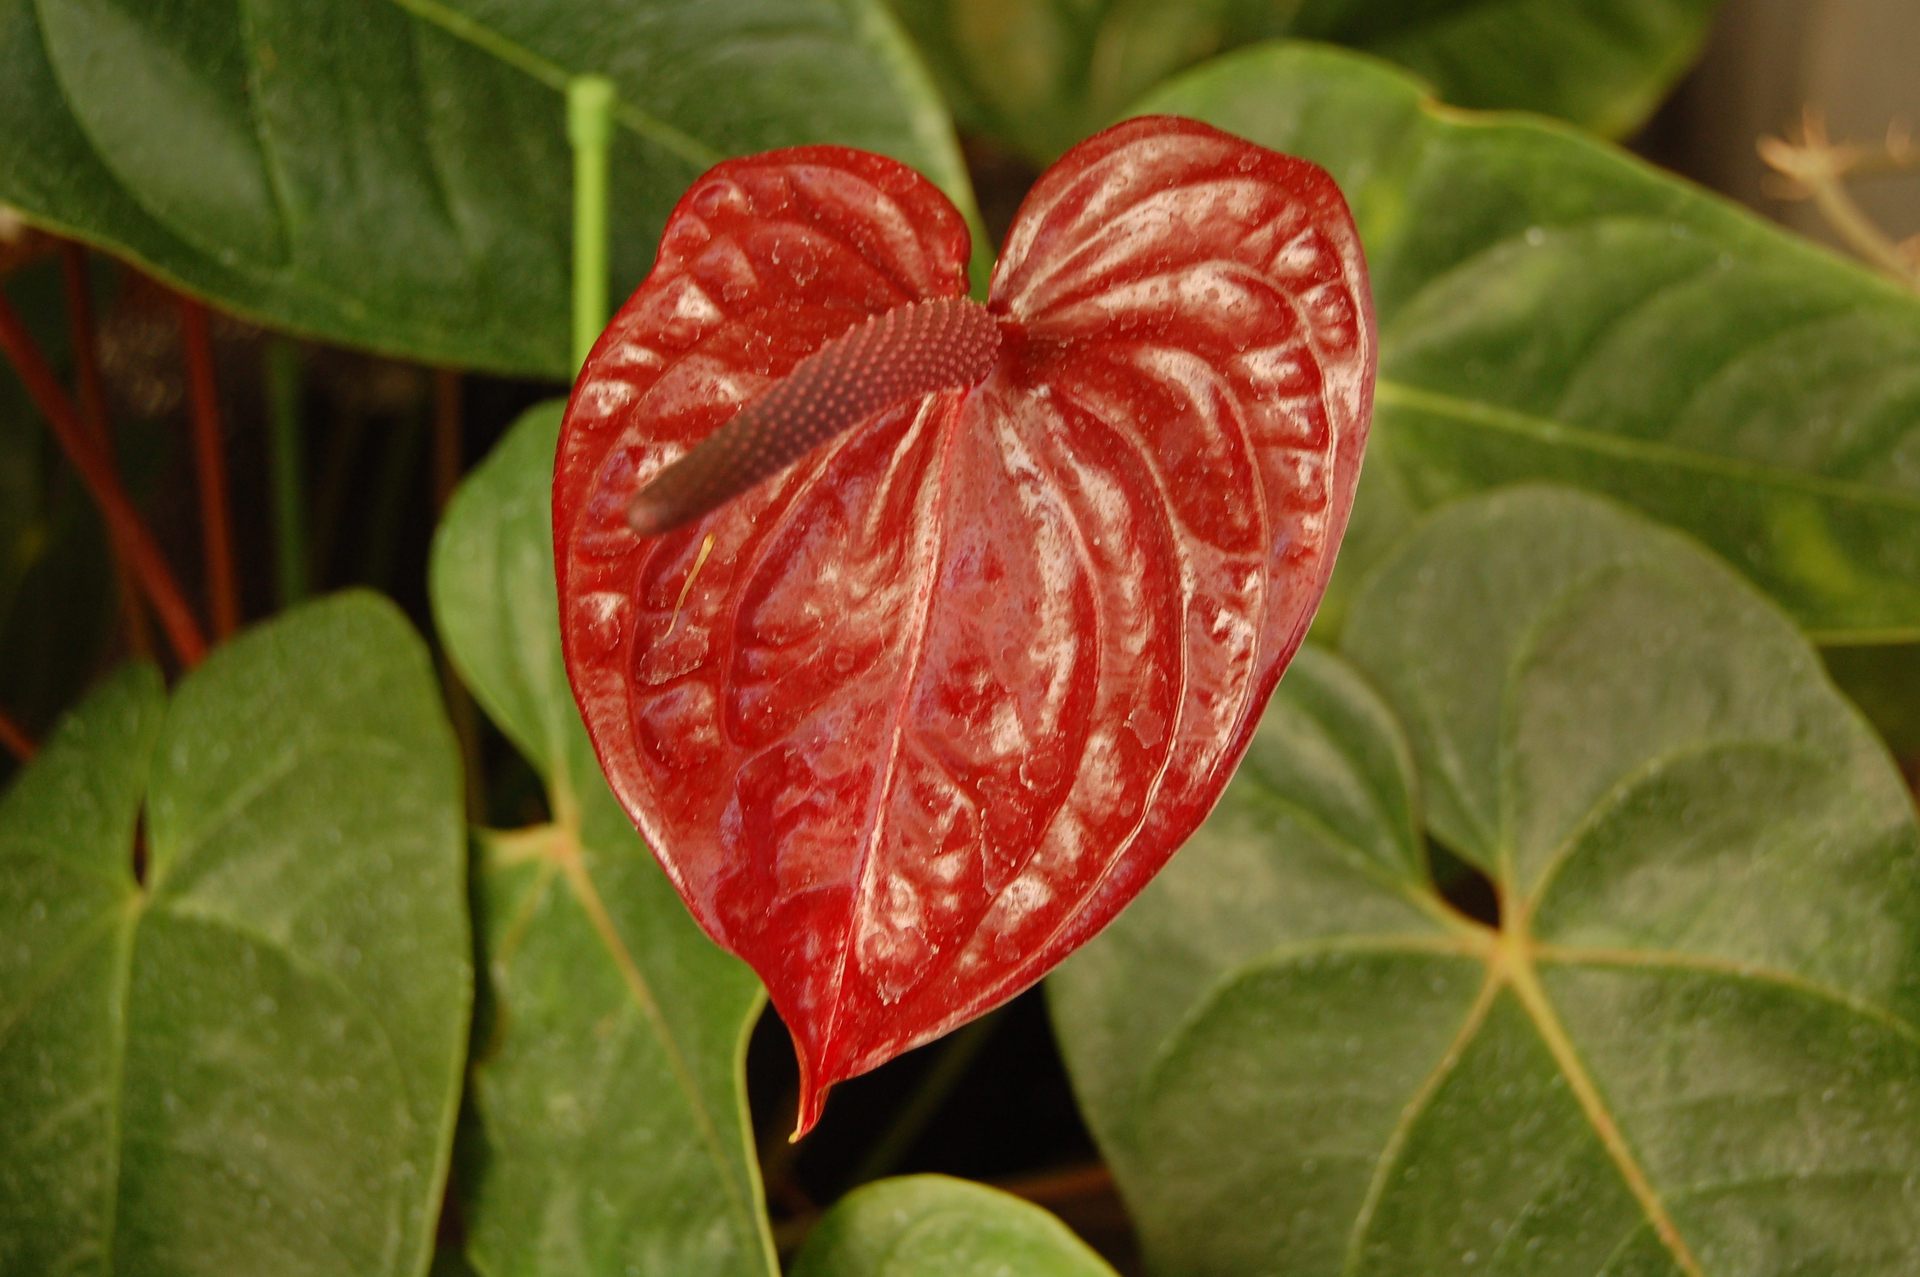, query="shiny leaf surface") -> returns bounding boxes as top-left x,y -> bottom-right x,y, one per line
0,594 -> 469,1276
555,117 -> 1374,1127
1052,487 -> 1920,1276
1140,42 -> 1920,642
886,0 -> 1720,162
0,0 -> 975,375
792,1176 -> 1119,1277
430,403 -> 775,1276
